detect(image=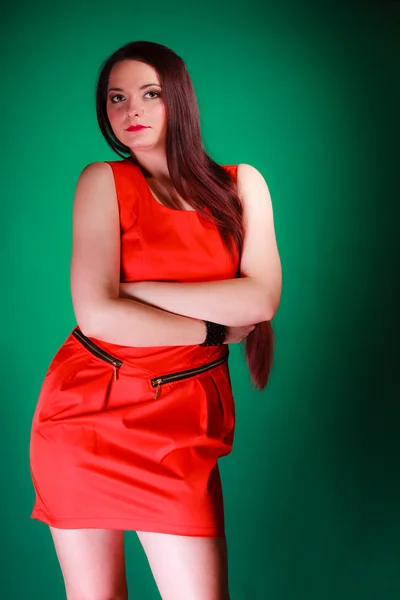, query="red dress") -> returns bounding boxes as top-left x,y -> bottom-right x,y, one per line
29,158 -> 239,538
